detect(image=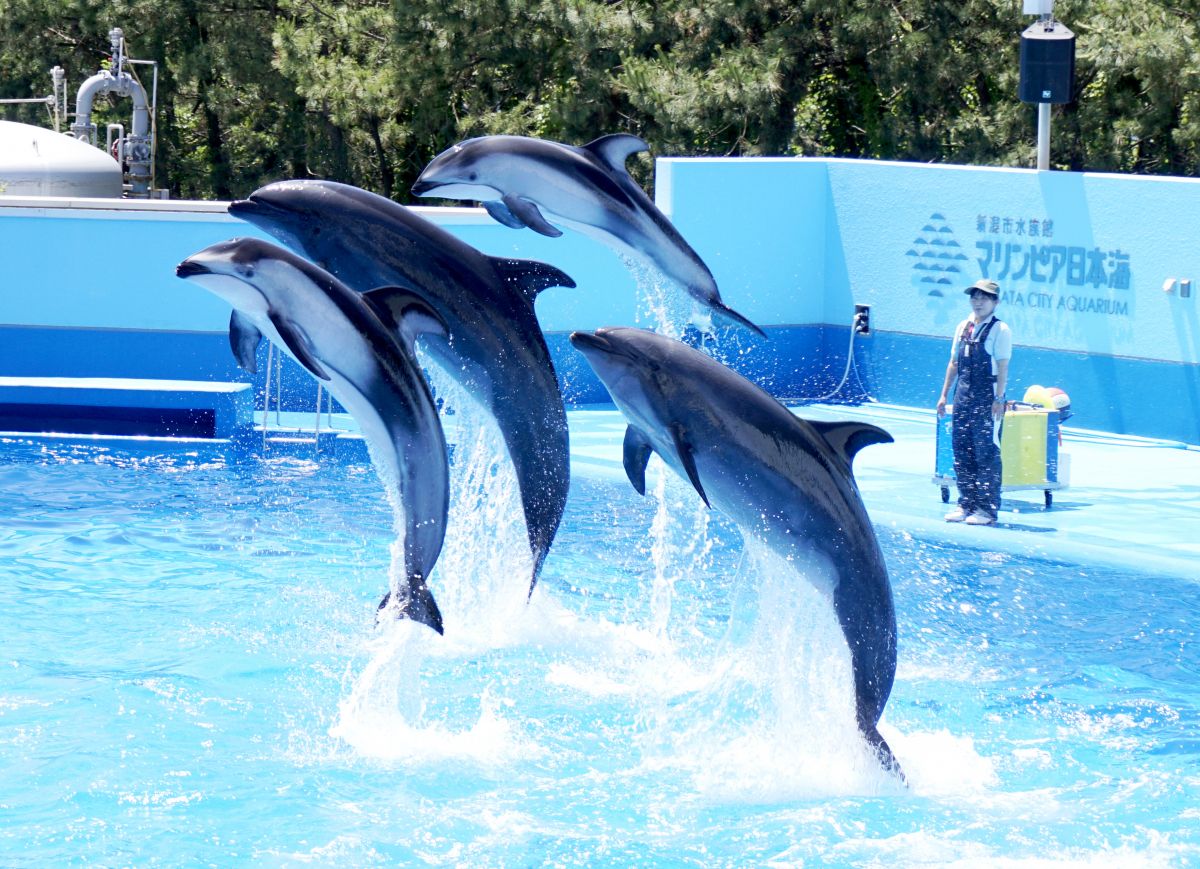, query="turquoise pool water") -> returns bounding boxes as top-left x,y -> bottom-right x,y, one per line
1,411 -> 1197,866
